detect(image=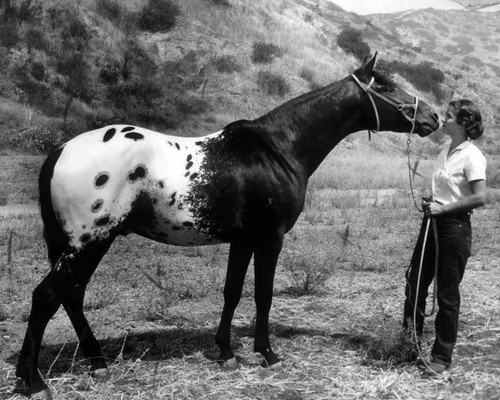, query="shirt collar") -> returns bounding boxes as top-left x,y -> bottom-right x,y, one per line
448,140 -> 472,155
